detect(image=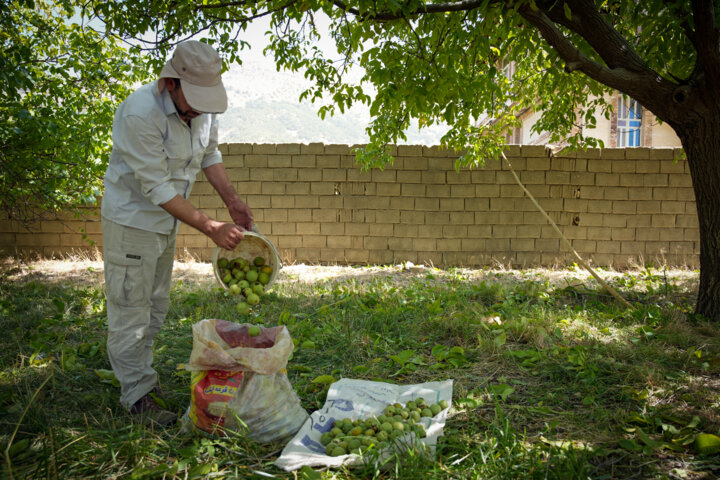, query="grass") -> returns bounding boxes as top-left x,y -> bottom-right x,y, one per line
1,258 -> 719,479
